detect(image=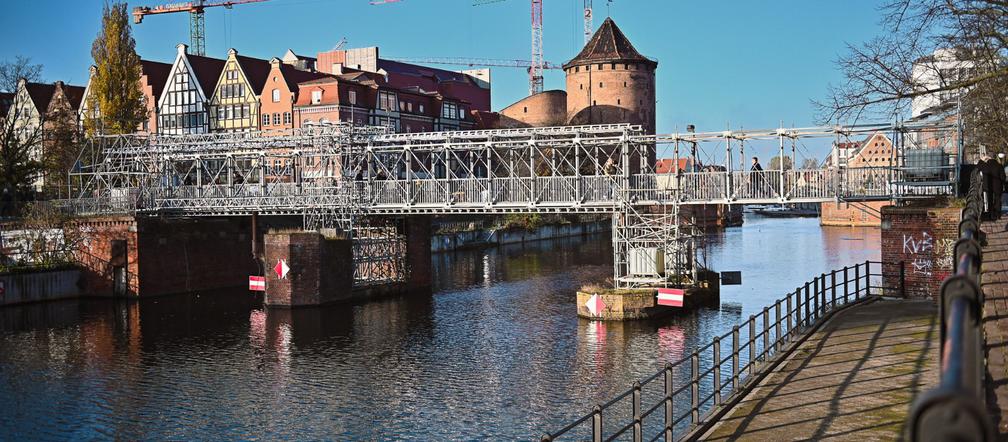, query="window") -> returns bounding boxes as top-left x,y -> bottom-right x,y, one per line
284,112 -> 292,124
226,105 -> 233,120
442,102 -> 458,119
407,102 -> 413,112
598,63 -> 603,70
378,91 -> 397,111
599,82 -> 603,88
273,113 -> 280,125
617,99 -> 621,105
238,84 -> 245,97
575,66 -> 579,73
523,106 -> 527,113
580,84 -> 583,90
611,63 -> 616,70
348,90 -> 357,105
624,81 -> 627,87
217,106 -> 225,120
311,90 -> 322,104
419,104 -> 425,113
272,89 -> 280,103
262,114 -> 270,126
